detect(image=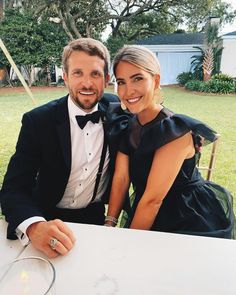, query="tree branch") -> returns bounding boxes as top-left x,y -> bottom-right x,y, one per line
64,1 -> 82,38
55,6 -> 74,40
